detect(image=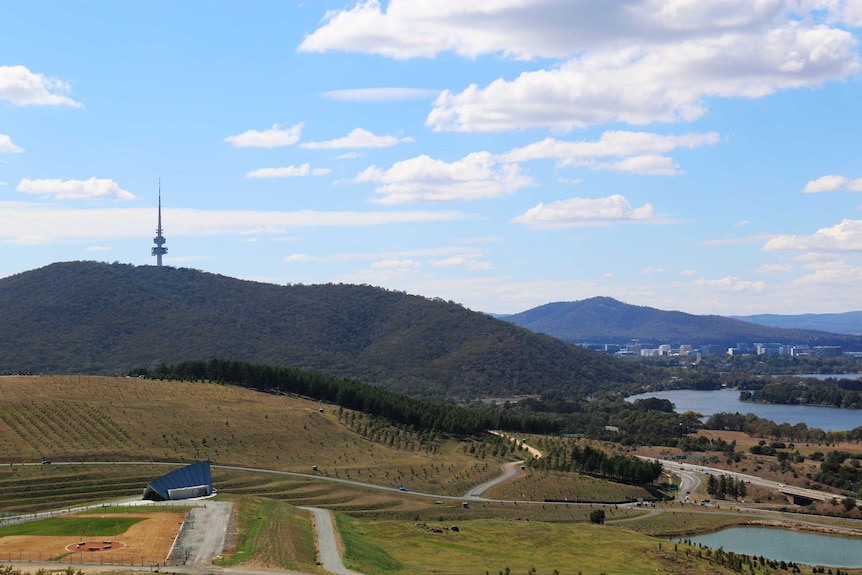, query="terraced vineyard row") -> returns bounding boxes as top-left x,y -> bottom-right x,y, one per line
0,400 -> 142,461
